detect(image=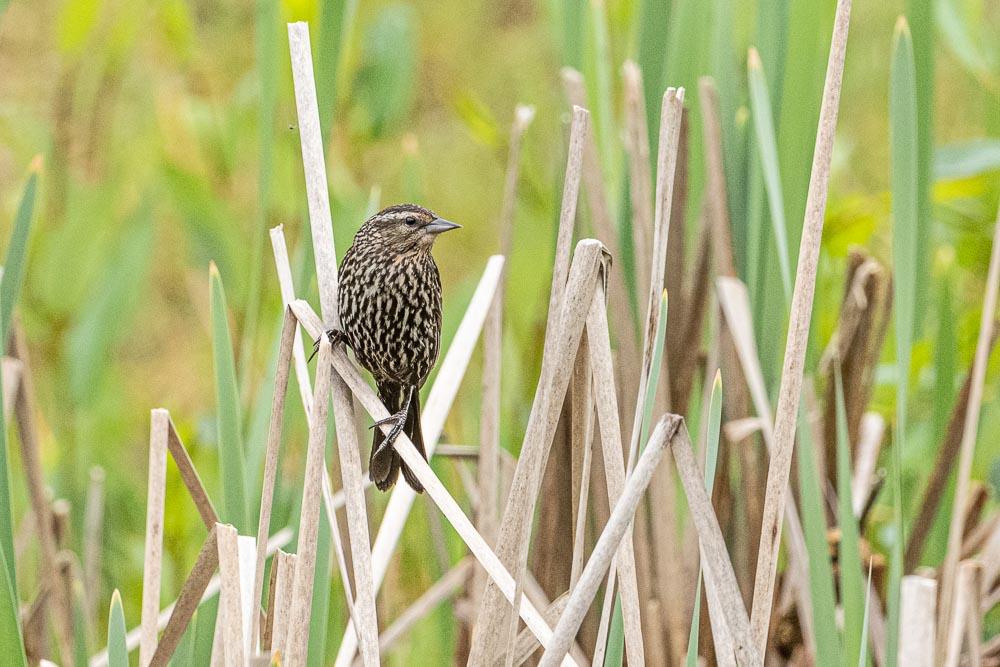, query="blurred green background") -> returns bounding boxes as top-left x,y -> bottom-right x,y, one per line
0,0 -> 998,663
